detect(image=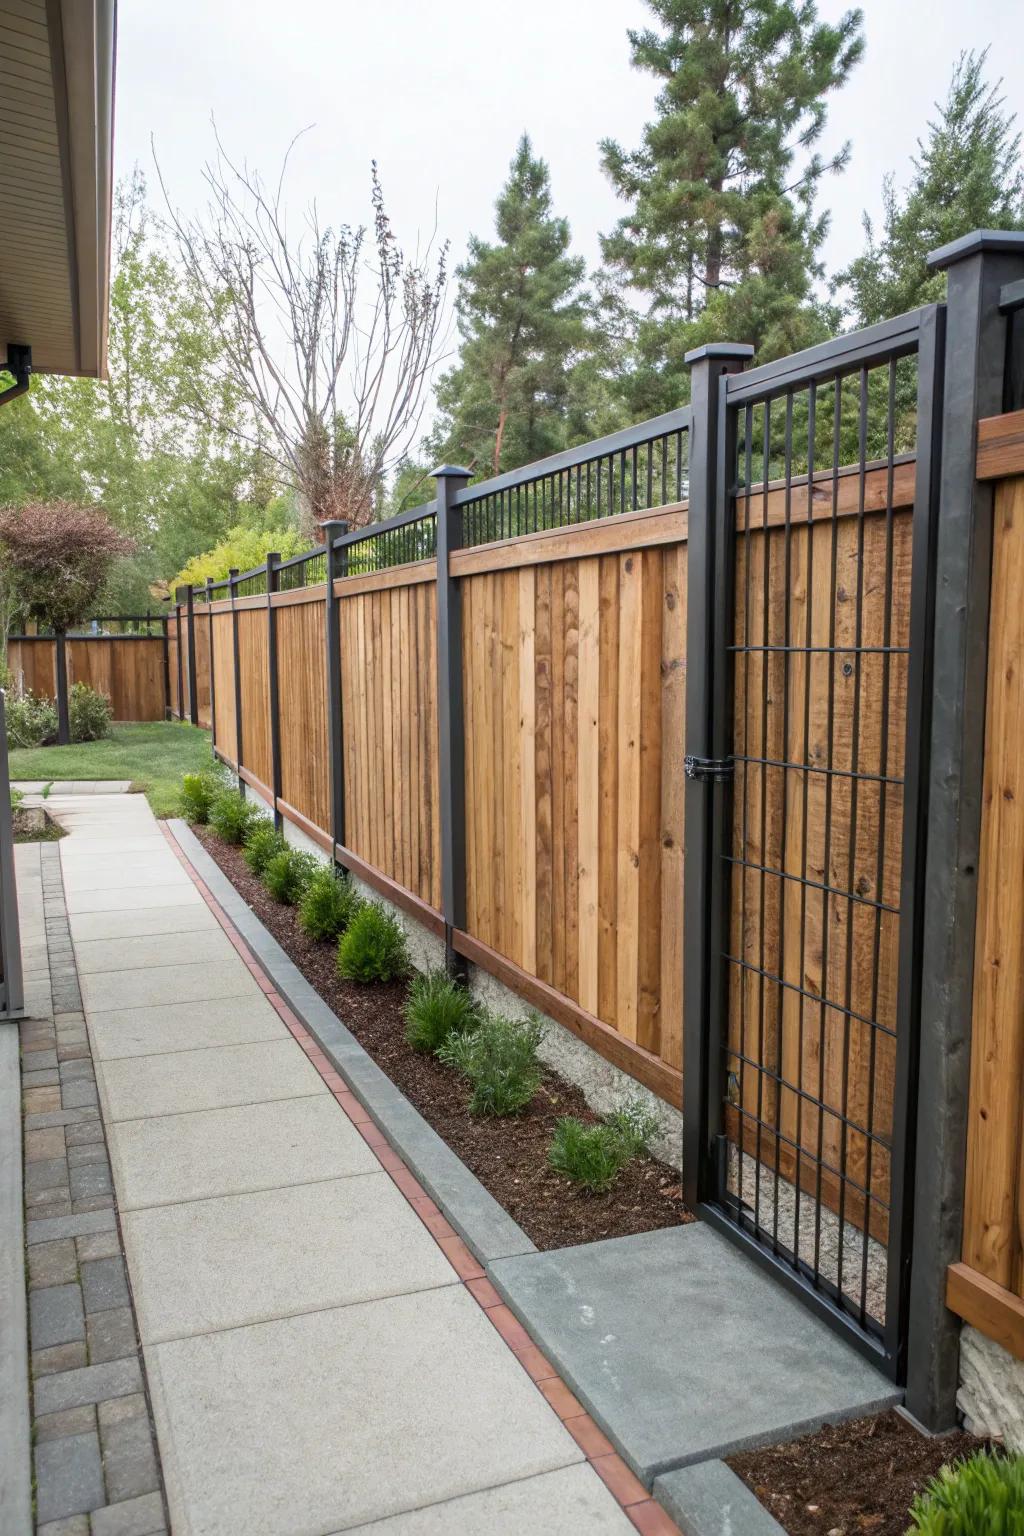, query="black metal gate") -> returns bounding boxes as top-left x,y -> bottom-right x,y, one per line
683,309 -> 946,1378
